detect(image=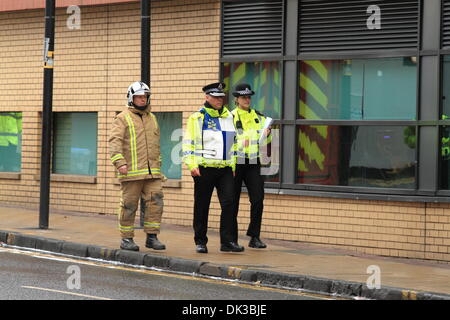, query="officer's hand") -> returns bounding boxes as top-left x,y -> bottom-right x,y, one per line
264,127 -> 271,137
118,165 -> 128,175
191,168 -> 201,177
